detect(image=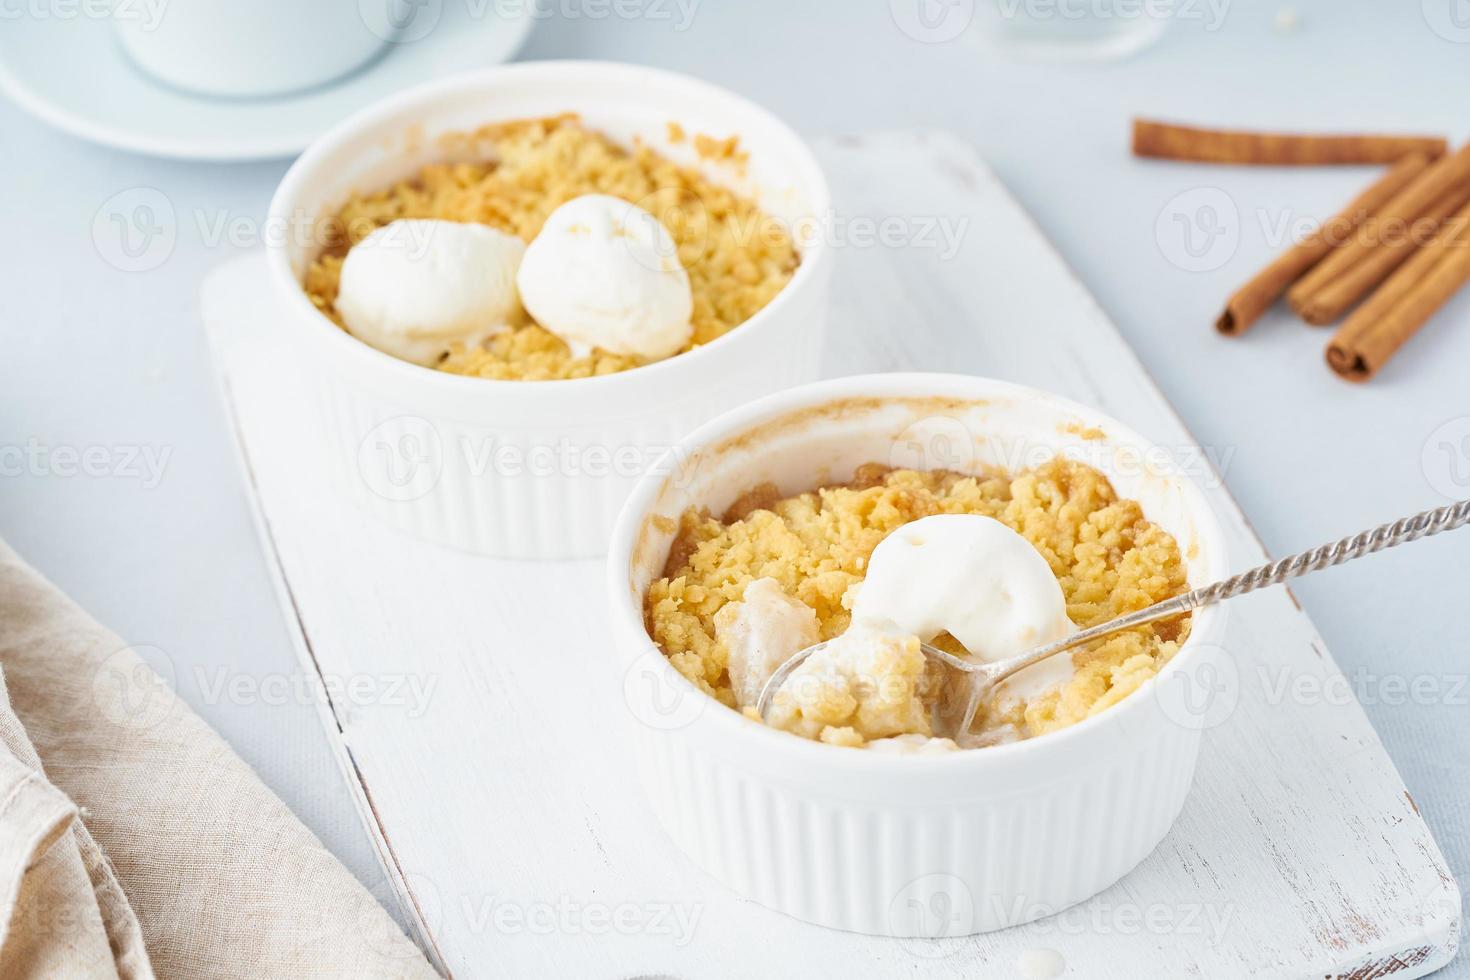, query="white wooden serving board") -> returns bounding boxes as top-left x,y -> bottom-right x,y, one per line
204,132 -> 1459,980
